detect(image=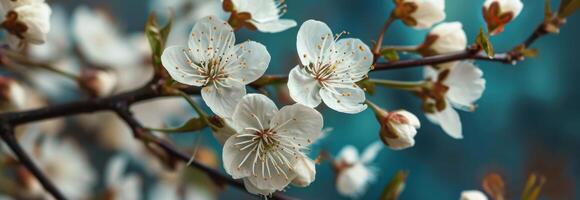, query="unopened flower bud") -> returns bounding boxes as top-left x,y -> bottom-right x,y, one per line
79,69 -> 118,97
1,2 -> 51,48
460,190 -> 488,200
483,0 -> 523,35
292,156 -> 316,187
378,110 -> 420,150
418,22 -> 467,69
0,76 -> 26,111
393,0 -> 446,29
